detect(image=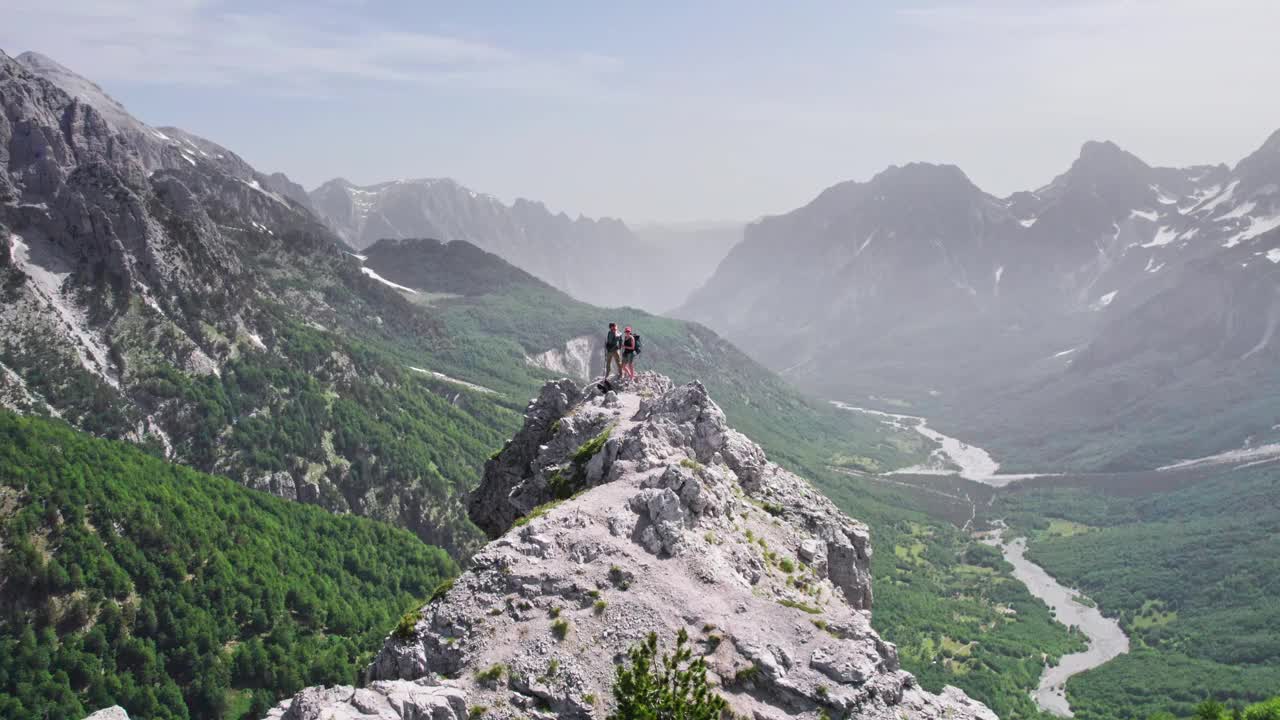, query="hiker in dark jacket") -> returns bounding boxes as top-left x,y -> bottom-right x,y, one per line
622,326 -> 641,379
604,322 -> 623,379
